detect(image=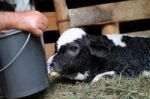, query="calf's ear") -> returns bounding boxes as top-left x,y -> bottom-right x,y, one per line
89,42 -> 110,57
